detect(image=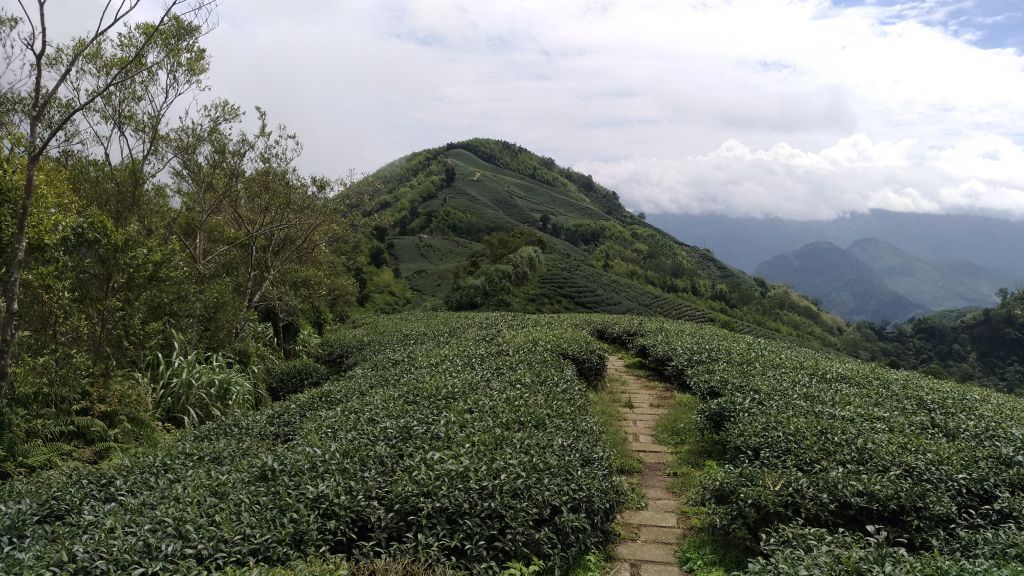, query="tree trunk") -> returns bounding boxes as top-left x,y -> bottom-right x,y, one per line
0,157 -> 39,403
